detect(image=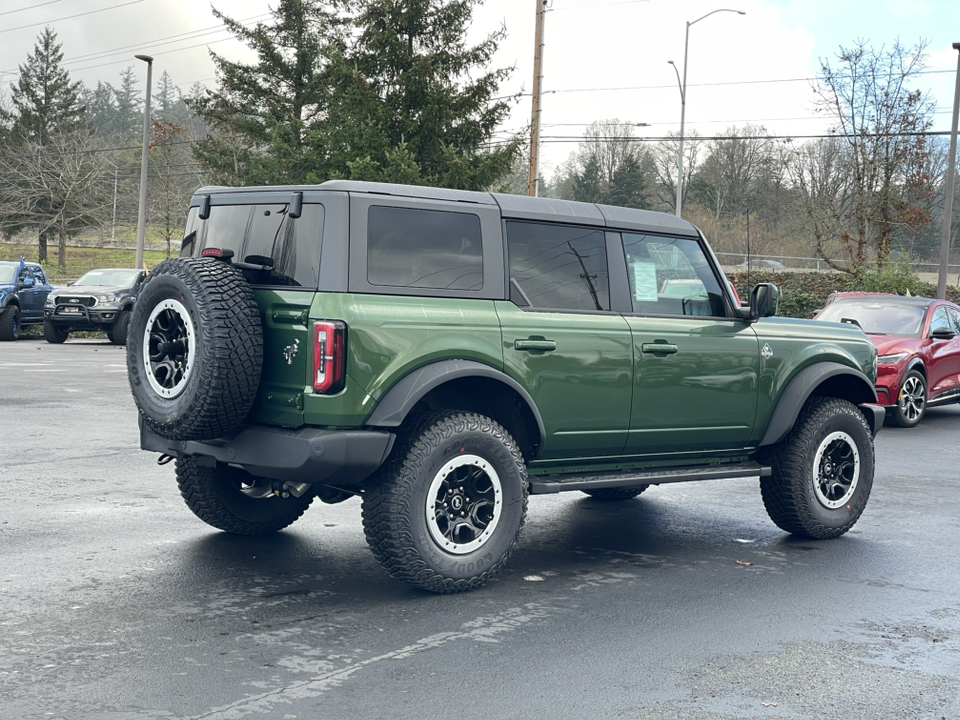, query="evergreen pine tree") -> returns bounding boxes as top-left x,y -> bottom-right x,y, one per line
323,0 -> 520,189
112,66 -> 142,140
8,26 -> 86,261
84,81 -> 117,137
10,26 -> 84,145
191,0 -> 349,185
